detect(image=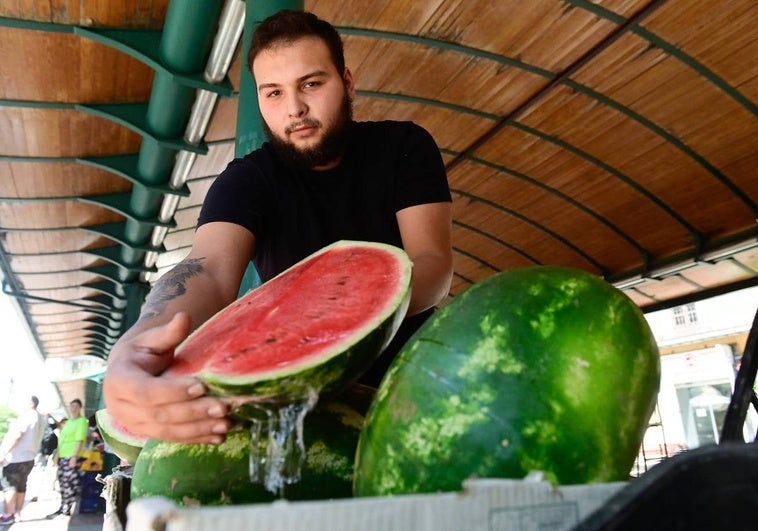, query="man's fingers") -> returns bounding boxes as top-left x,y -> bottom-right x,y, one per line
130,414 -> 234,443
149,396 -> 231,425
127,397 -> 232,443
134,312 -> 192,355
105,391 -> 232,442
104,358 -> 202,408
102,312 -> 231,443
